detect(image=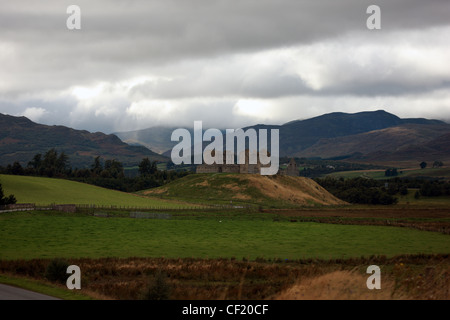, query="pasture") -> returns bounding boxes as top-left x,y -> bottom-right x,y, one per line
0,211 -> 449,261
0,174 -> 187,208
